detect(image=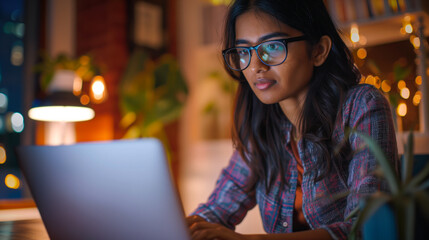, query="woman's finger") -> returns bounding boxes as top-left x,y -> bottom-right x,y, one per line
186,215 -> 206,227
